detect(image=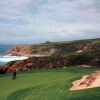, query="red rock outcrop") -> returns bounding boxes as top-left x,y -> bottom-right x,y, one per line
0,50 -> 100,74
0,65 -> 8,74
0,38 -> 99,74
6,45 -> 34,56
5,57 -> 69,73
6,39 -> 100,57
6,45 -> 56,56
